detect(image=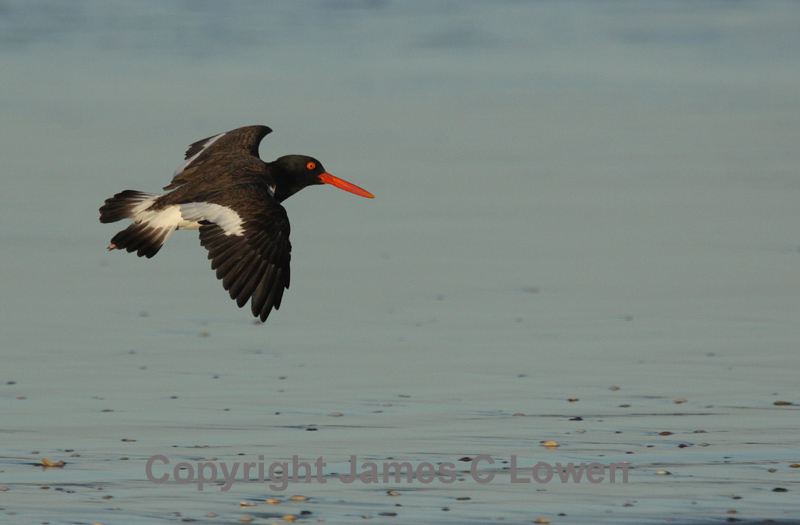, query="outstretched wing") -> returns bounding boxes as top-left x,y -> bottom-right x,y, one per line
191,185 -> 292,322
164,125 -> 272,191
